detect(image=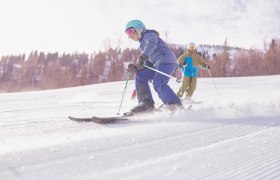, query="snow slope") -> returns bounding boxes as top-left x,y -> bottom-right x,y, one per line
1,75 -> 280,180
